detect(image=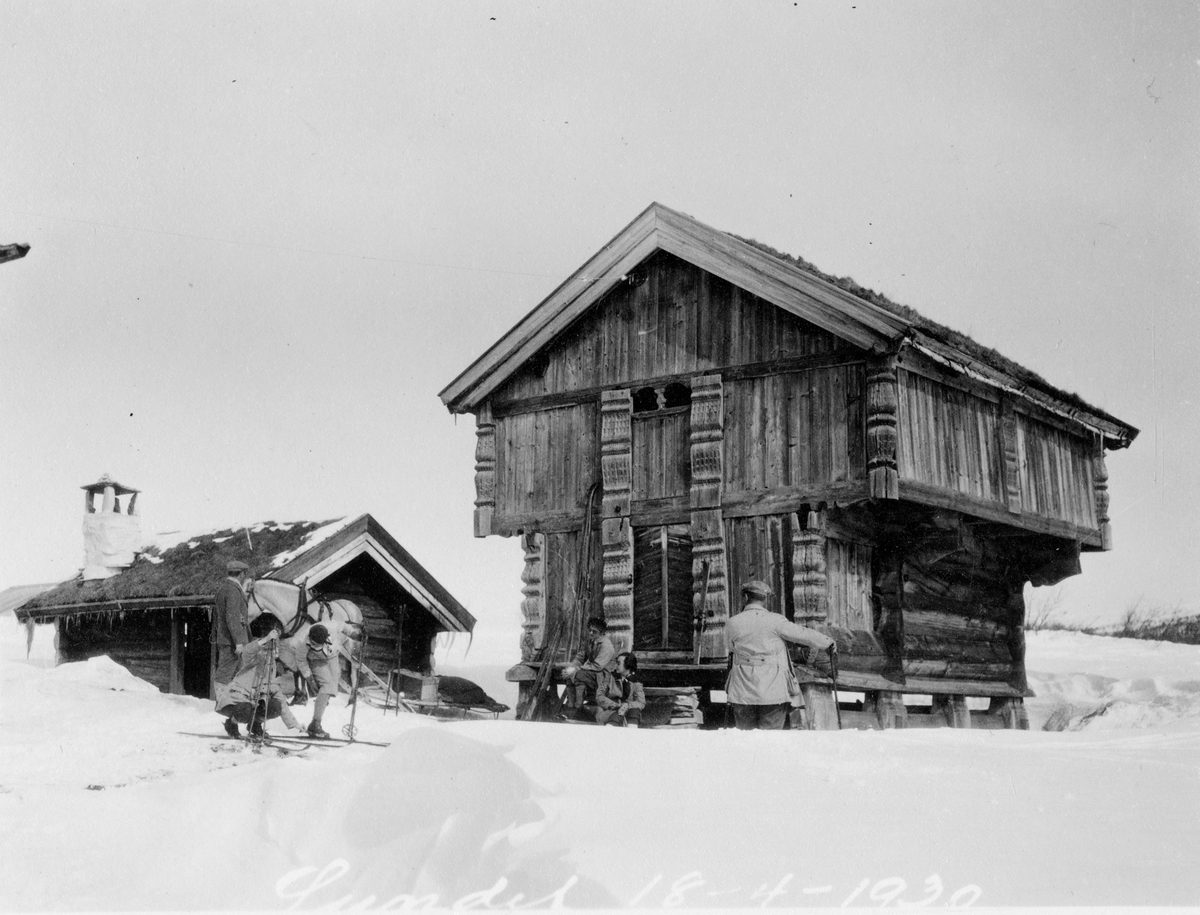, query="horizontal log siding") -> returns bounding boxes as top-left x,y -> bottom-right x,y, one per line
1017,414 -> 1097,528
723,364 -> 865,494
496,404 -> 598,521
494,251 -> 843,402
58,611 -> 175,692
896,368 -> 1004,504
